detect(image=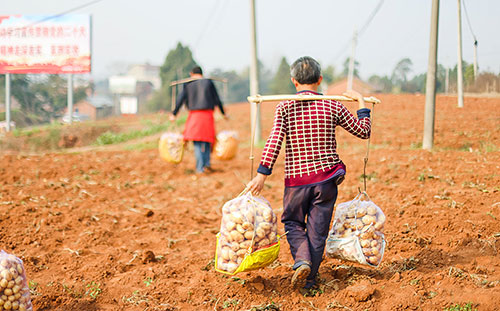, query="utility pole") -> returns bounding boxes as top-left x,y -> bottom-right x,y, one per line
445,67 -> 449,94
5,73 -> 11,132
473,39 -> 478,80
457,0 -> 464,108
249,0 -> 261,146
423,0 -> 440,151
67,74 -> 74,124
347,29 -> 358,91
